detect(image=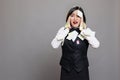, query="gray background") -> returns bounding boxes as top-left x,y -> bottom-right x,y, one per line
0,0 -> 120,80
